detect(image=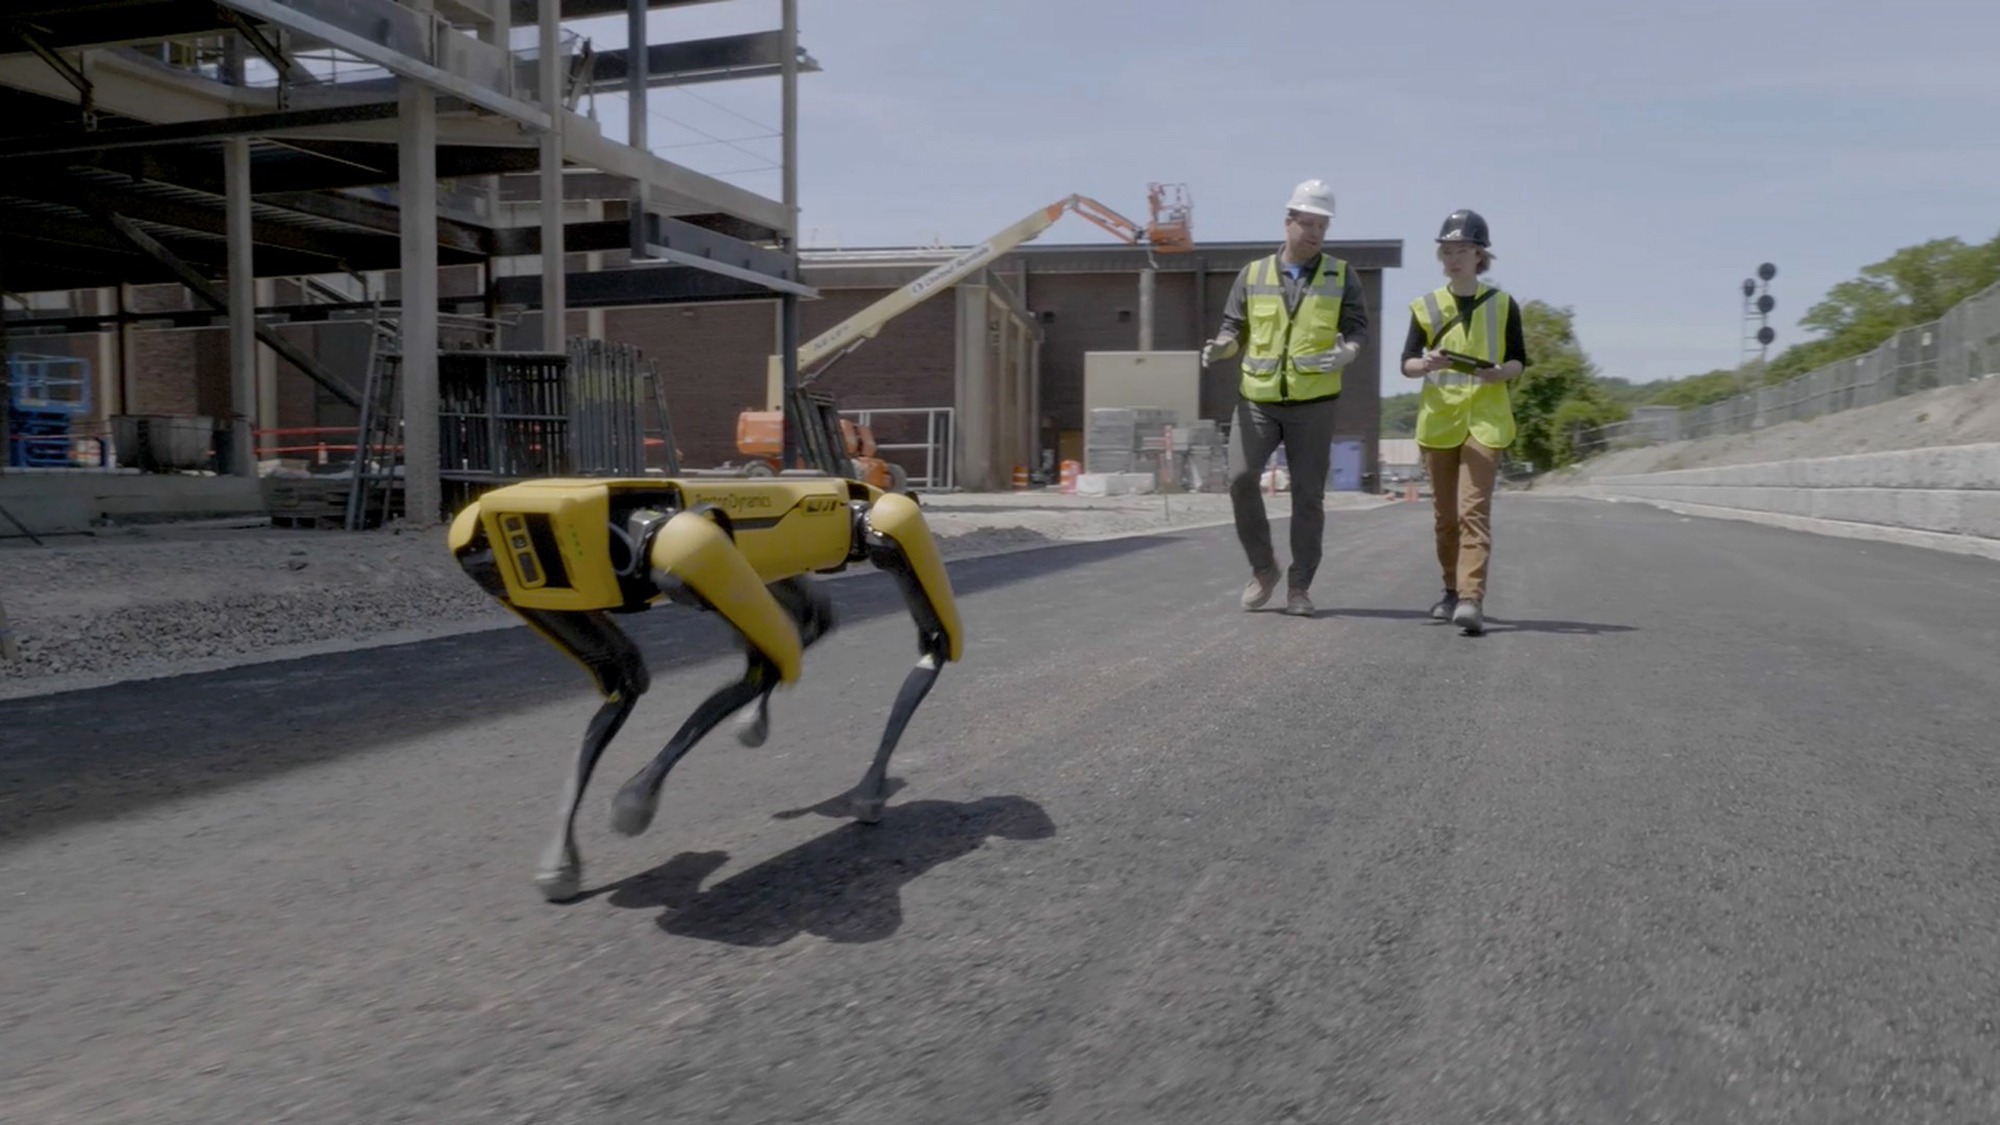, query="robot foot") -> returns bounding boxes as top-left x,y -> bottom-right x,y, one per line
611,663 -> 772,837
535,855 -> 584,902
